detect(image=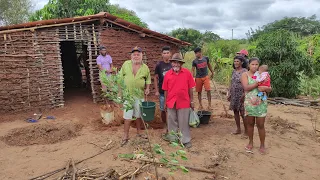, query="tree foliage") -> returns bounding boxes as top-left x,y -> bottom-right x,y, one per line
0,0 -> 33,25
168,28 -> 221,53
298,34 -> 320,74
29,0 -> 148,28
254,30 -> 314,98
108,4 -> 147,28
248,15 -> 320,41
